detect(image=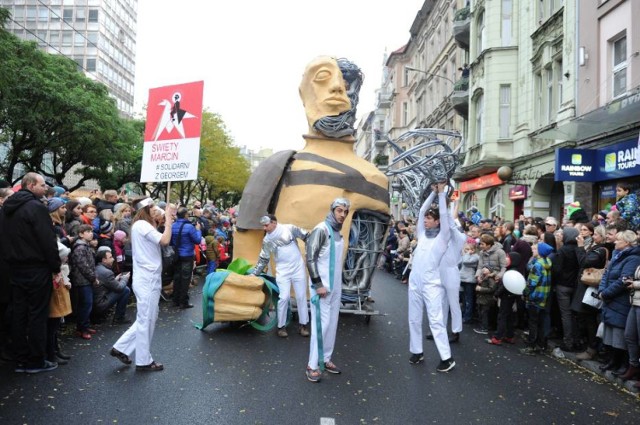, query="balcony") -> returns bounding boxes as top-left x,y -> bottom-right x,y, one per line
377,88 -> 394,109
452,6 -> 470,50
450,77 -> 469,117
